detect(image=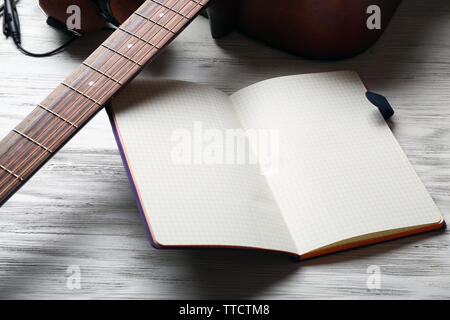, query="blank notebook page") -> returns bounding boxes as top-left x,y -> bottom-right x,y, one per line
230,71 -> 443,255
109,80 -> 297,254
